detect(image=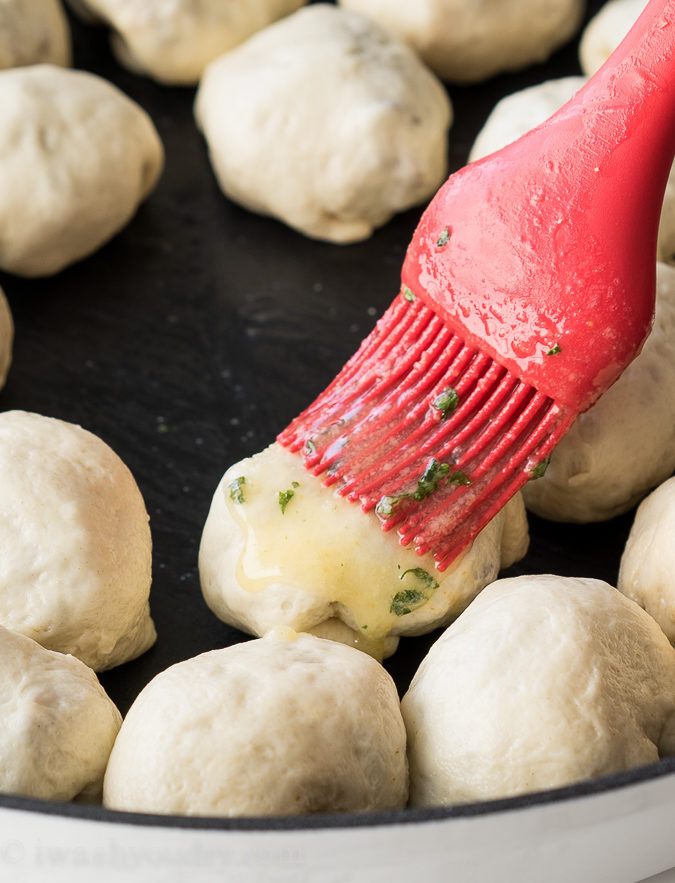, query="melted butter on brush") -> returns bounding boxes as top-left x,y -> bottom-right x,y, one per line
225,443 -> 441,659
